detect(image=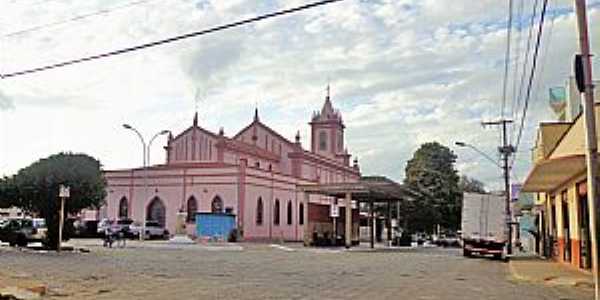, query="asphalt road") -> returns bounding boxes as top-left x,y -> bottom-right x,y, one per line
0,240 -> 592,299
